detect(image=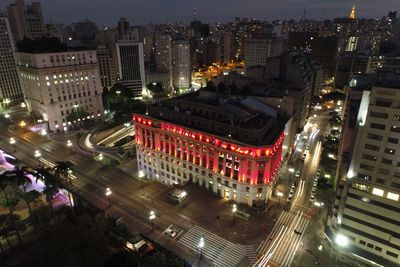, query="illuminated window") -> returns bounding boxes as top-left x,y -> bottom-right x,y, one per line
372,188 -> 384,197
387,192 -> 399,201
